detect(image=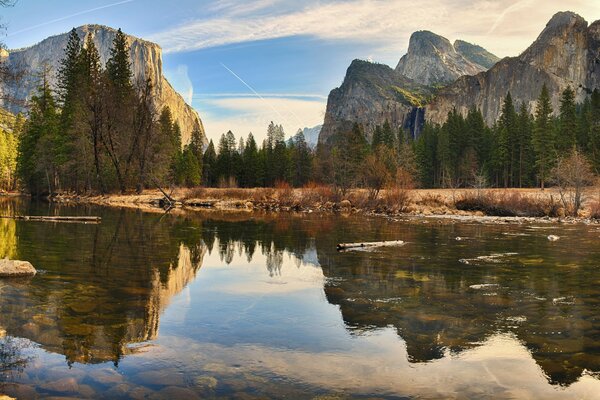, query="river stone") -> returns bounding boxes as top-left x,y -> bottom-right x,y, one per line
150,386 -> 200,400
194,376 -> 218,390
0,259 -> 36,277
39,377 -> 79,394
